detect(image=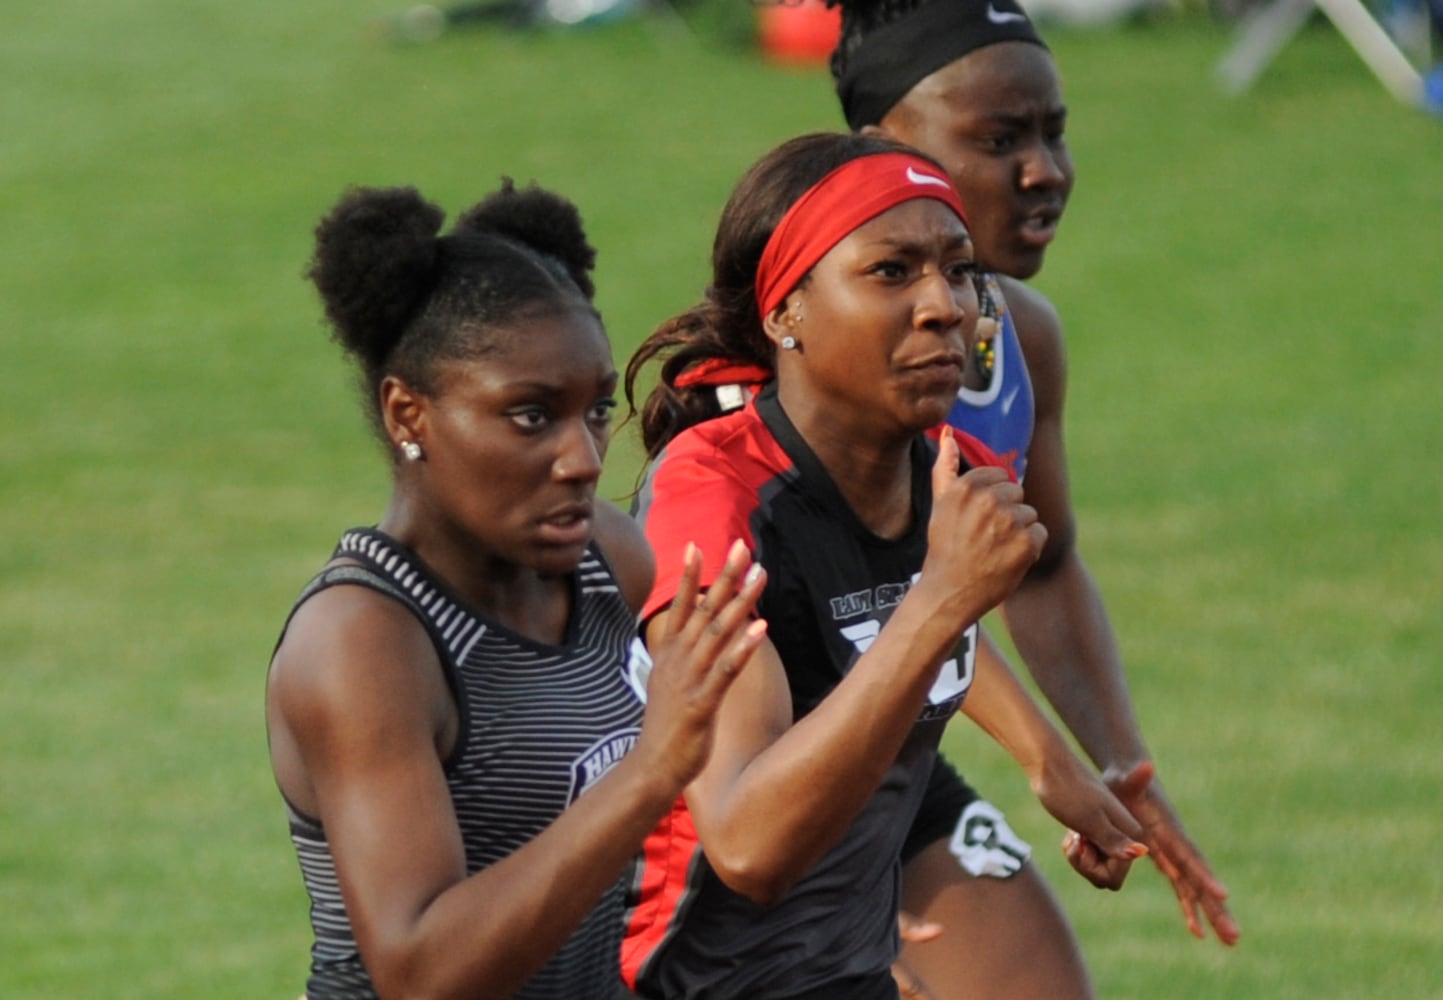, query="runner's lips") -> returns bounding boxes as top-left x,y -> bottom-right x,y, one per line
907,350 -> 967,372
537,503 -> 593,546
905,352 -> 966,392
1018,206 -> 1062,248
